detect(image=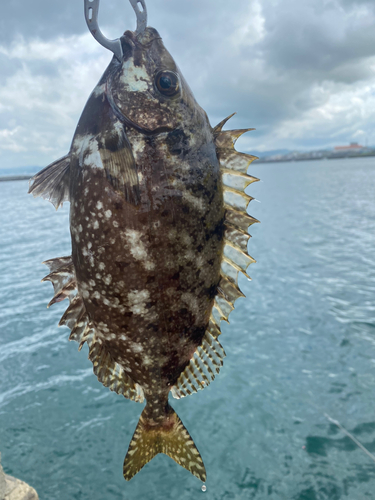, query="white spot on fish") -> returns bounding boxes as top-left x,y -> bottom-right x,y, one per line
93,220 -> 99,230
83,139 -> 104,169
96,201 -> 103,210
120,60 -> 150,92
143,355 -> 152,366
104,275 -> 112,285
131,343 -> 143,353
99,262 -> 105,271
93,83 -> 105,97
105,210 -> 112,218
124,229 -> 155,271
181,190 -> 206,212
127,289 -> 150,316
